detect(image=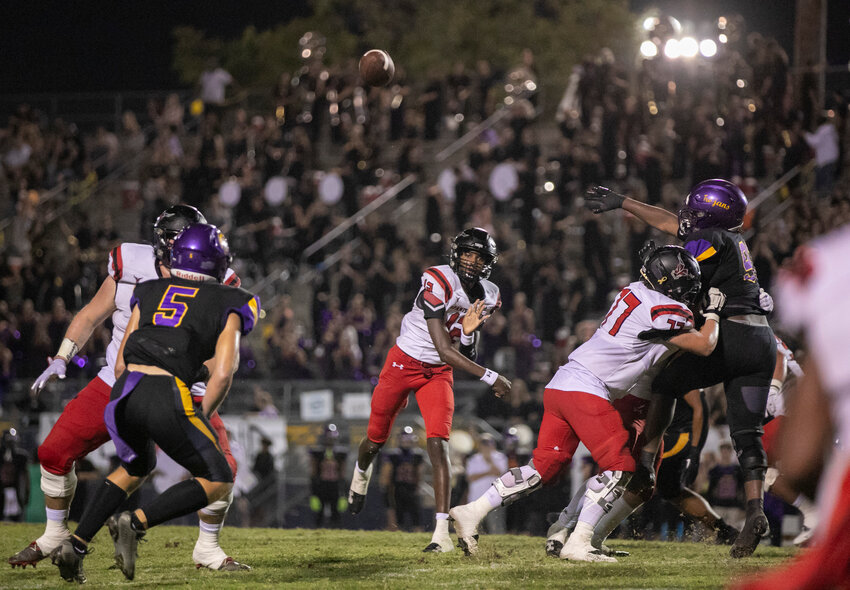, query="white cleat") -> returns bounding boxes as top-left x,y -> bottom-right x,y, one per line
545,525 -> 568,557
560,539 -> 618,563
449,504 -> 483,556
422,535 -> 455,553
793,527 -> 815,547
